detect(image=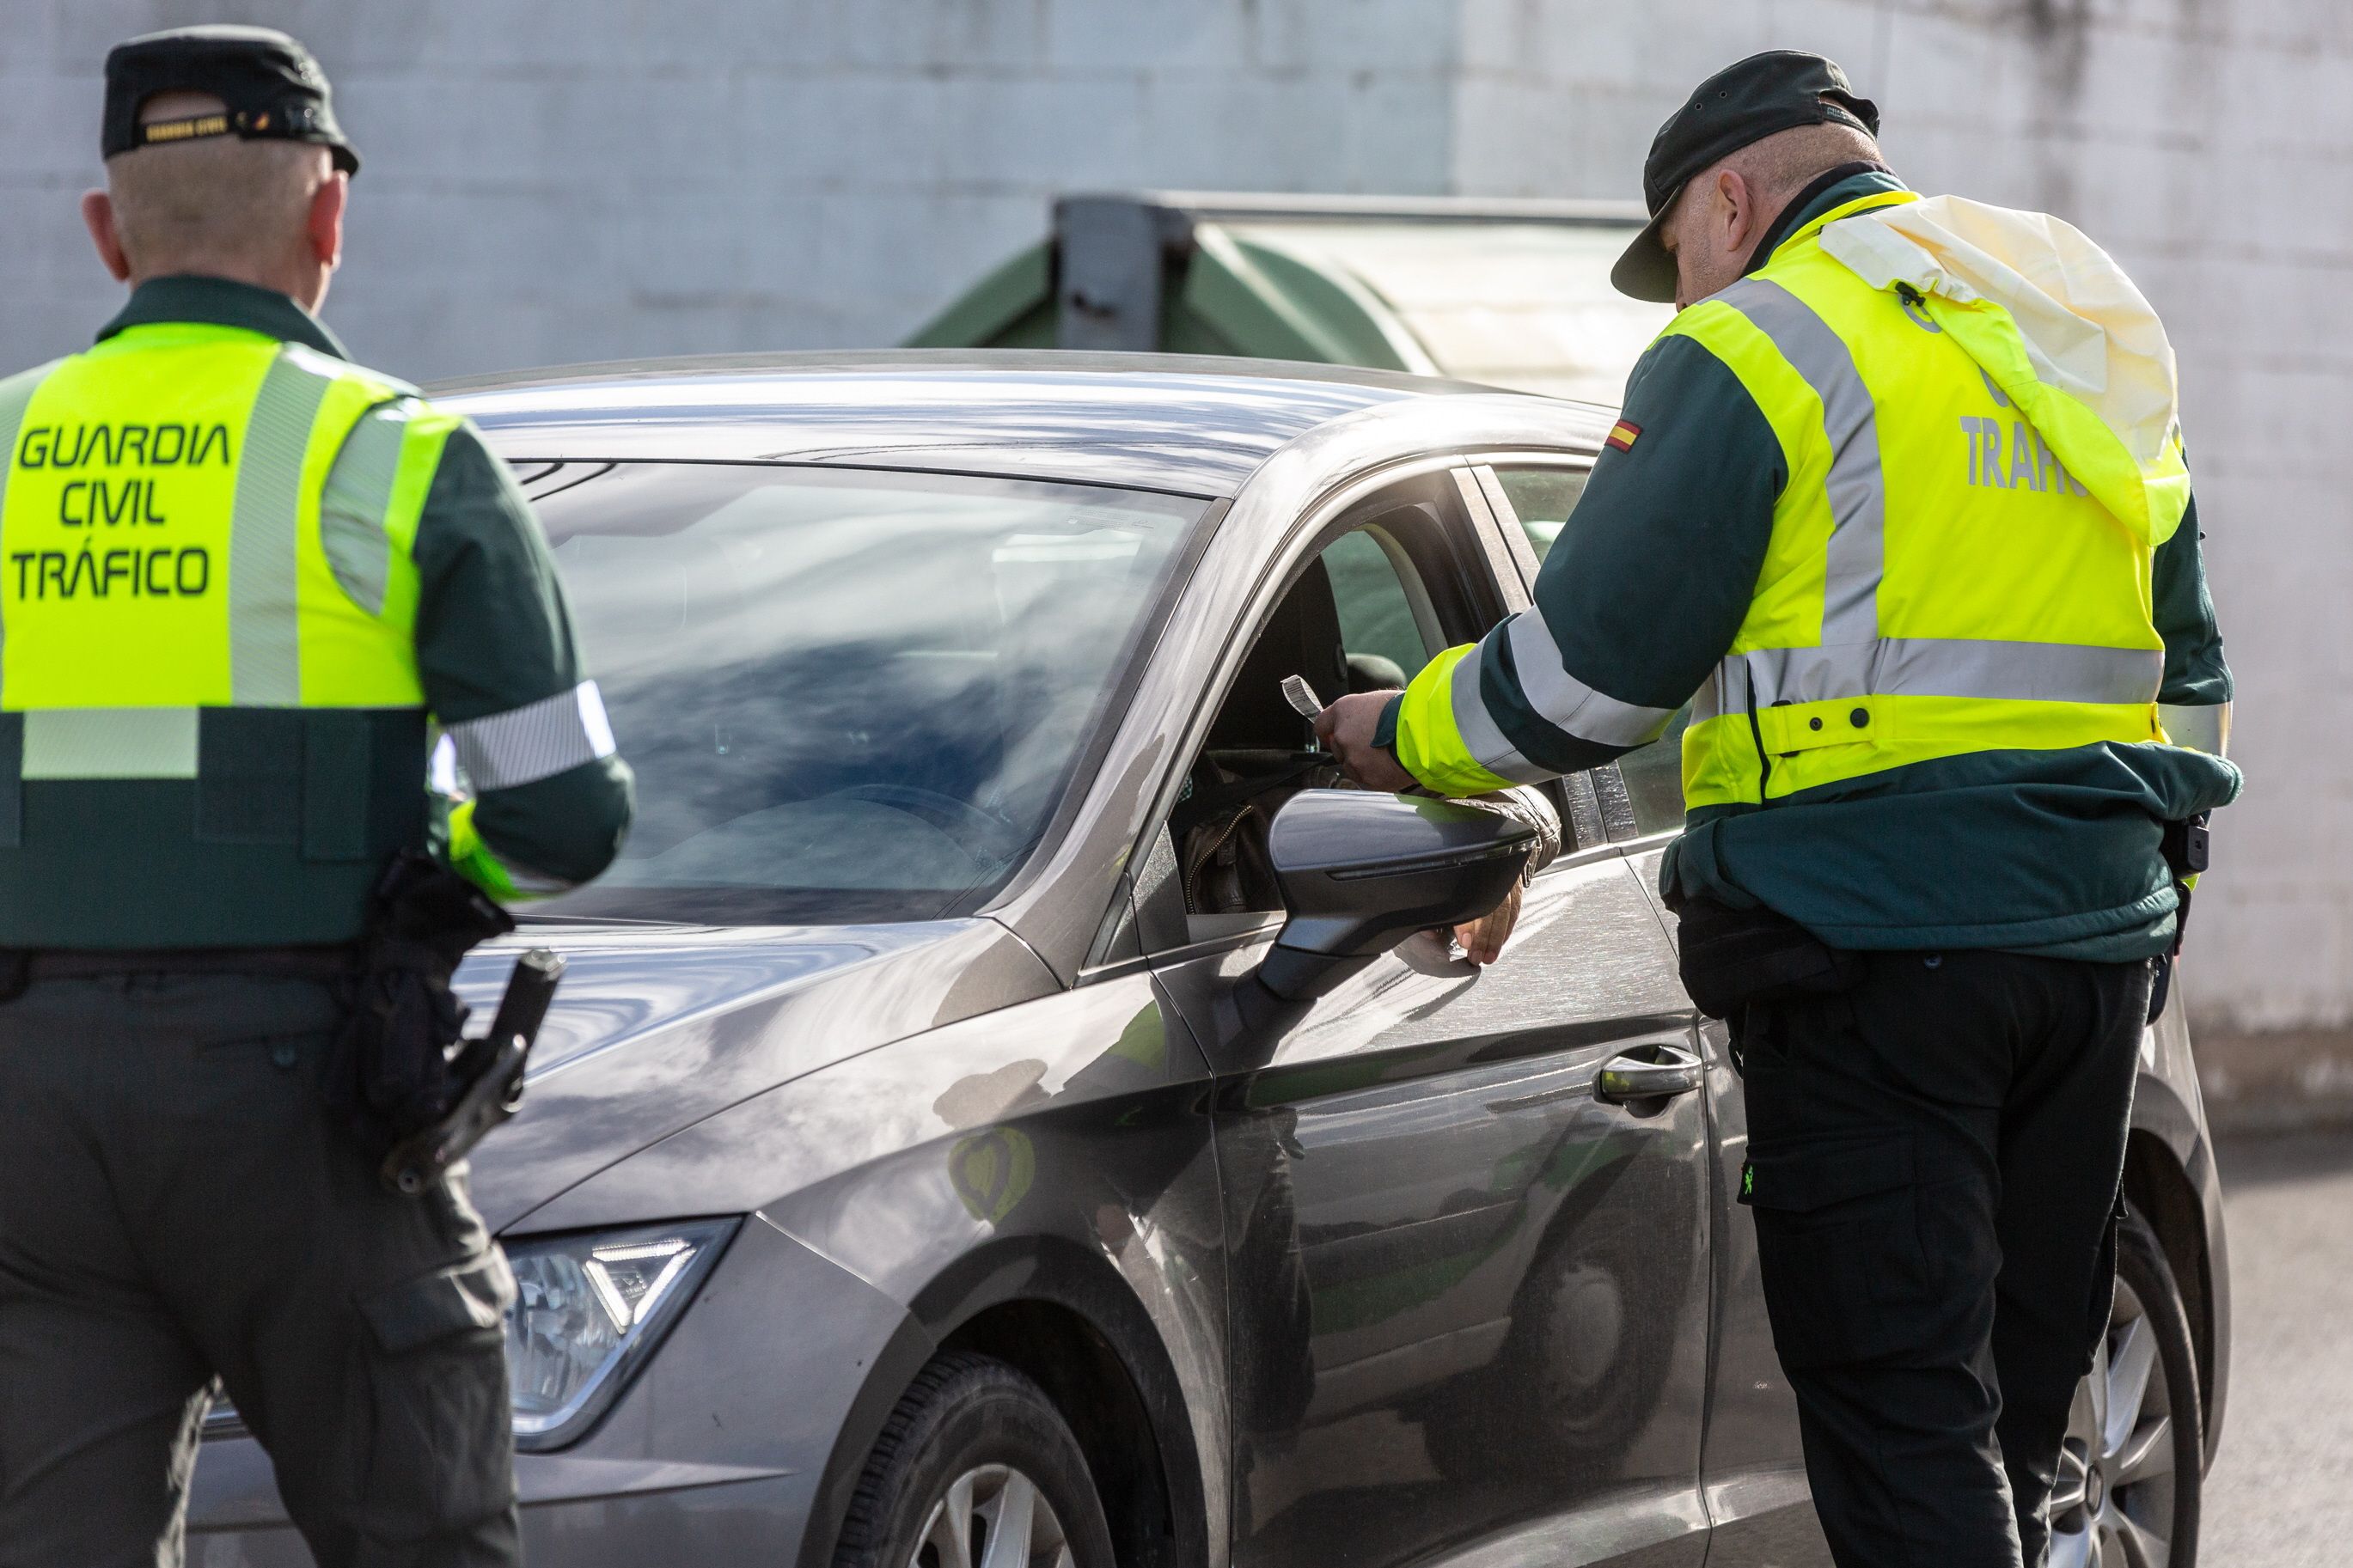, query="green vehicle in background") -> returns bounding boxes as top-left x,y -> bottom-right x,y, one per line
904,191 -> 1671,406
